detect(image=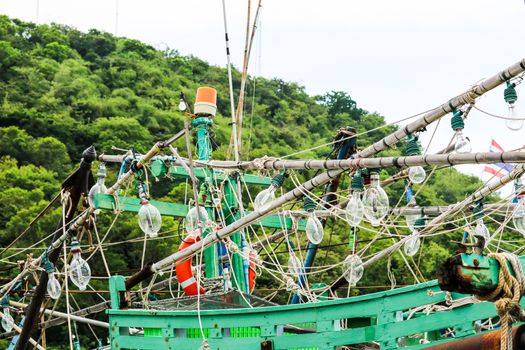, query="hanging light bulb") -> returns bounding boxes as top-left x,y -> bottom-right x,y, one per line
178,92 -> 187,111
513,178 -> 525,237
451,109 -> 472,153
403,183 -> 419,231
136,181 -> 162,238
405,135 -> 426,184
287,252 -> 302,276
472,202 -> 490,248
88,163 -> 108,212
342,254 -> 364,286
43,254 -> 61,300
254,172 -> 286,211
345,171 -> 364,227
362,172 -> 390,226
304,195 -> 324,244
405,212 -> 418,231
69,237 -> 91,291
184,206 -> 209,232
504,81 -> 523,131
404,217 -> 425,257
1,307 -> 13,332
138,199 -> 162,238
